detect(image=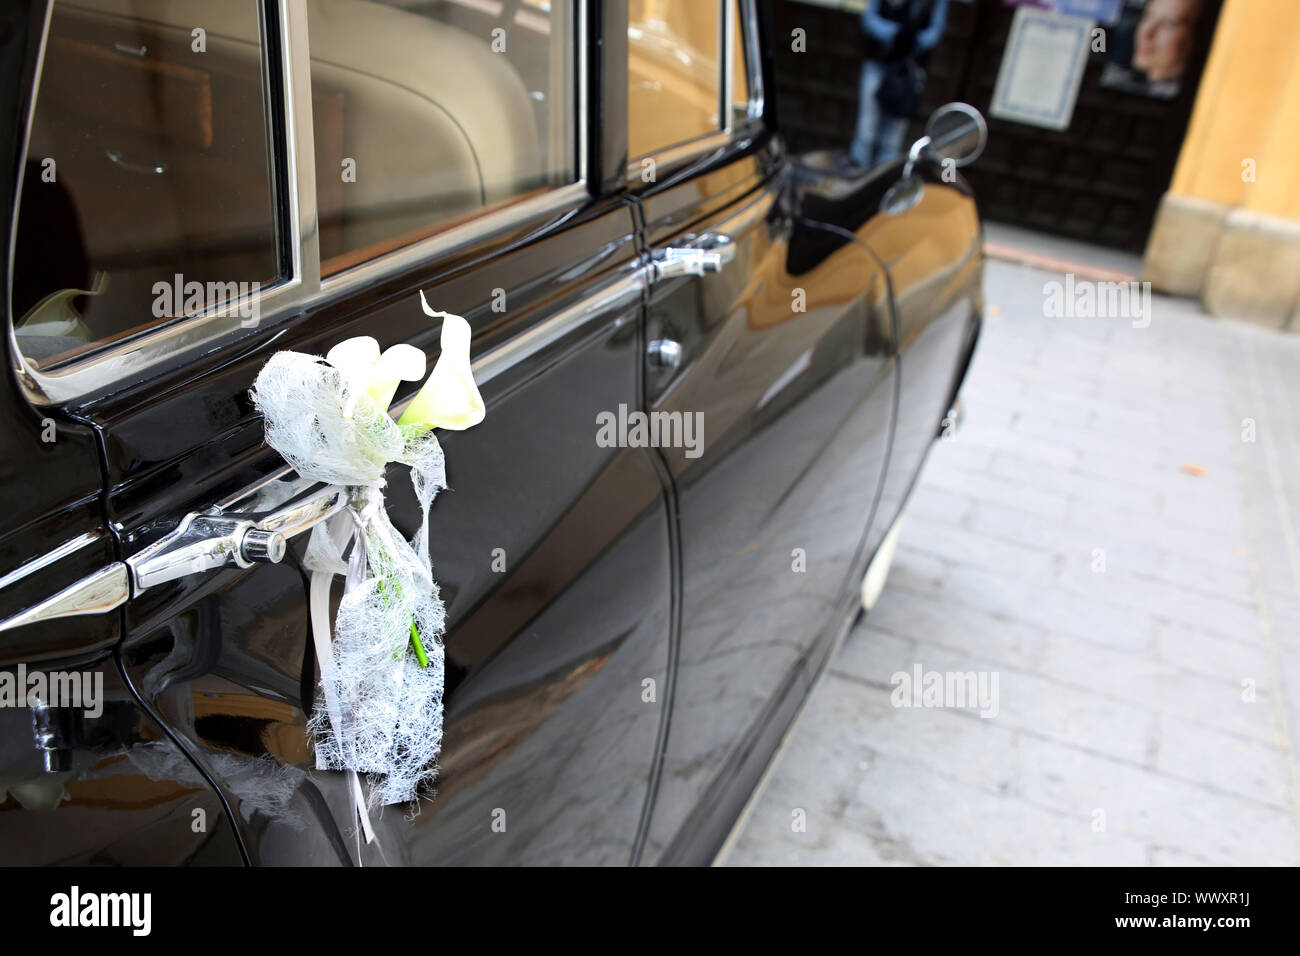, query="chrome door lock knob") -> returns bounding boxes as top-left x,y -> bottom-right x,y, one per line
648,338 -> 683,370
240,529 -> 287,565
